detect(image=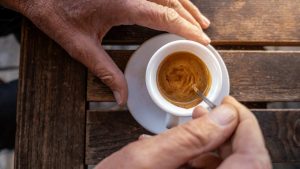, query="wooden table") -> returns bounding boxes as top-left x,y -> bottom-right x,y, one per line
15,0 -> 300,168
